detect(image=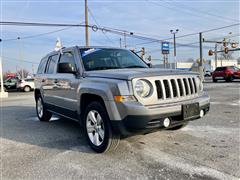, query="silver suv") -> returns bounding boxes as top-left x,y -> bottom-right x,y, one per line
35,46 -> 210,153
